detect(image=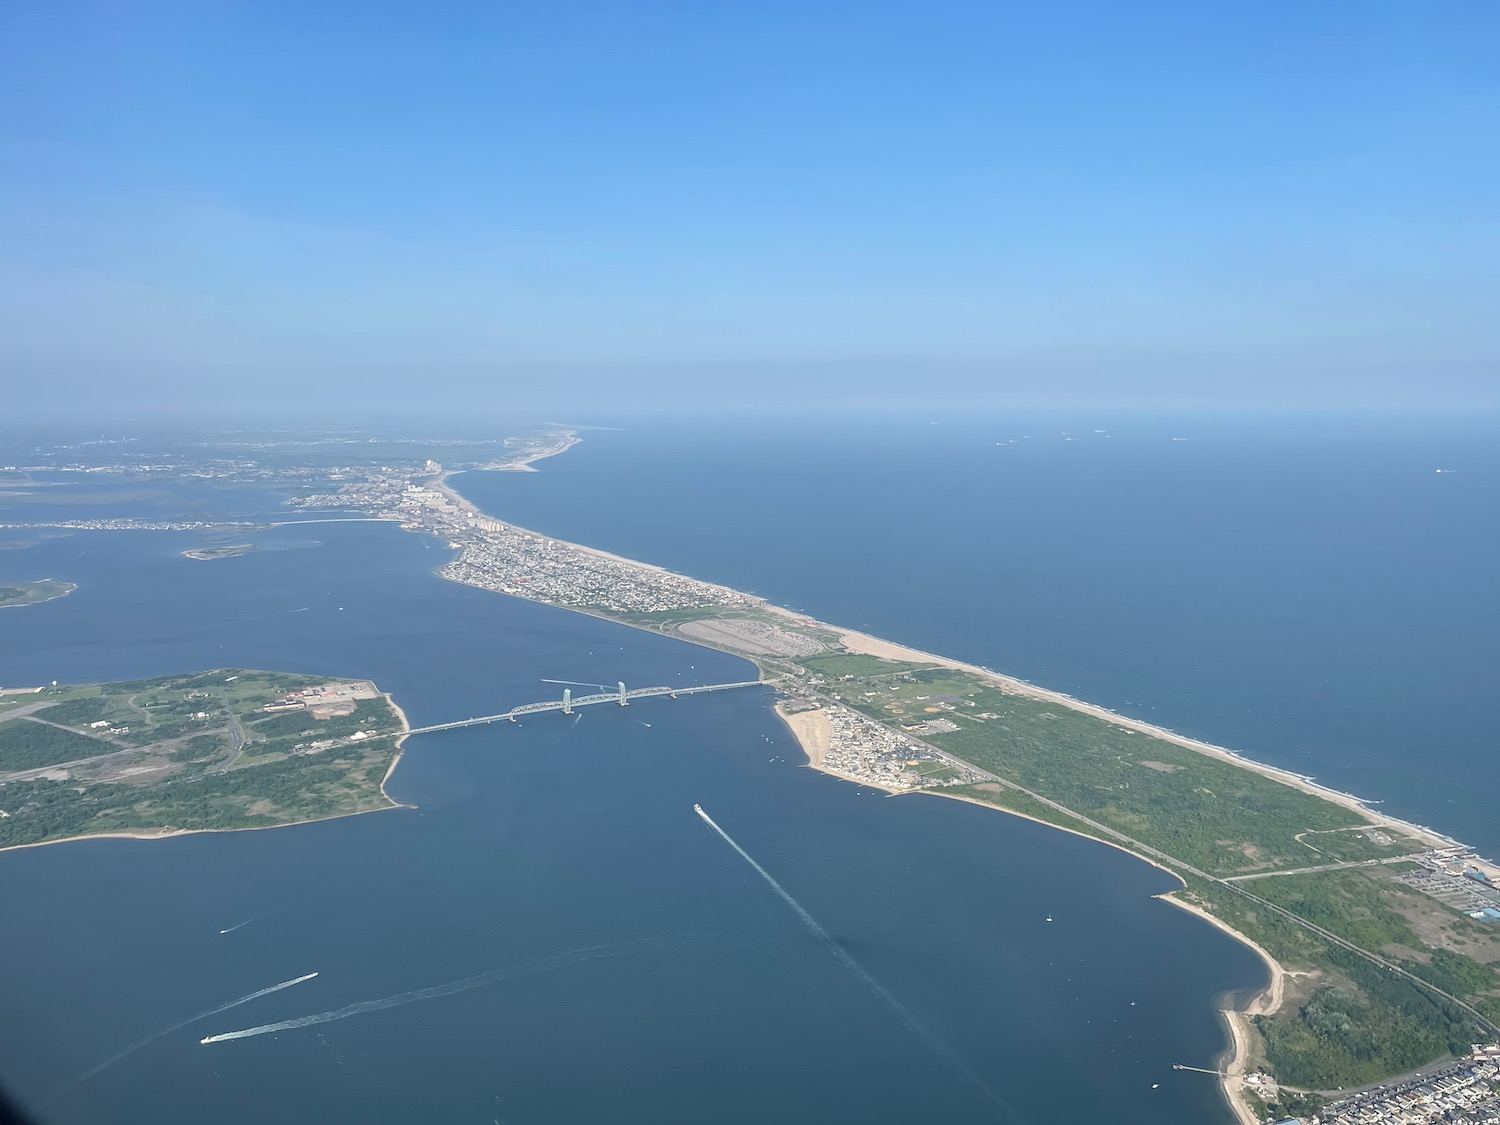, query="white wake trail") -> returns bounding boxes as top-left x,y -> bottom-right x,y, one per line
202,939 -> 665,1045
219,918 -> 255,935
693,803 -> 1015,1120
58,972 -> 318,1096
